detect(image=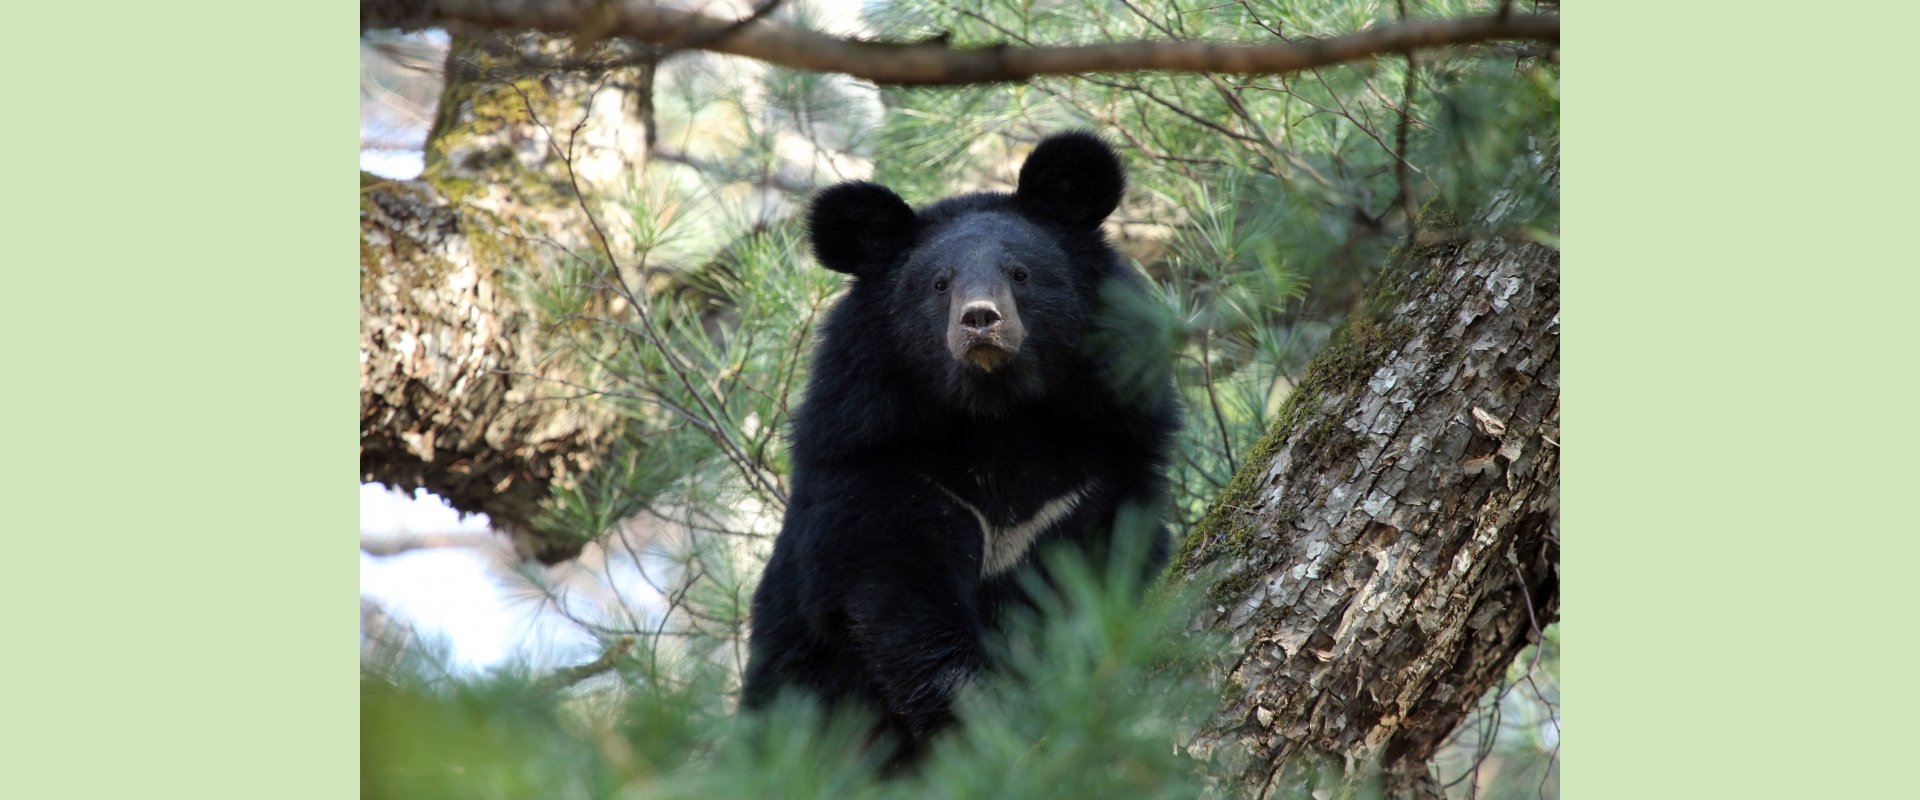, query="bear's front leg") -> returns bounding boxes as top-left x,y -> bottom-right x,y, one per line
840,569 -> 986,745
